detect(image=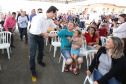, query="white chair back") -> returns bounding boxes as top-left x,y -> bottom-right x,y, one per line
0,31 -> 11,44
86,50 -> 98,66
49,31 -> 61,57
107,36 -> 112,39
100,36 -> 107,47
79,28 -> 83,32
79,28 -> 87,33
50,31 -> 60,43
80,39 -> 87,50
0,31 -> 12,59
